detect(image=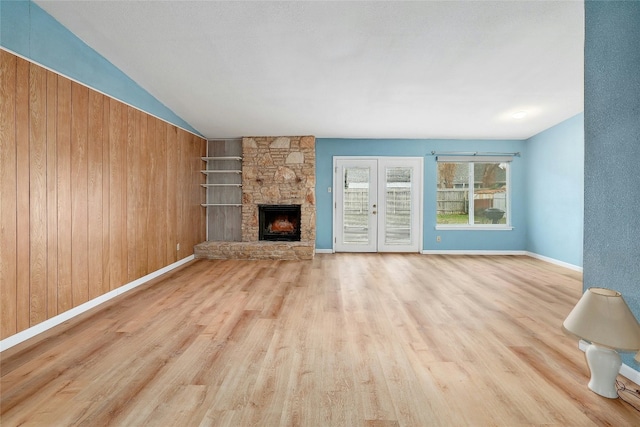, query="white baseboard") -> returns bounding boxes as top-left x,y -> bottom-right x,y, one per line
419,250 -> 583,272
578,340 -> 640,385
421,250 -> 528,256
0,255 -> 195,353
525,252 -> 583,272
315,249 -> 334,254
620,364 -> 640,386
